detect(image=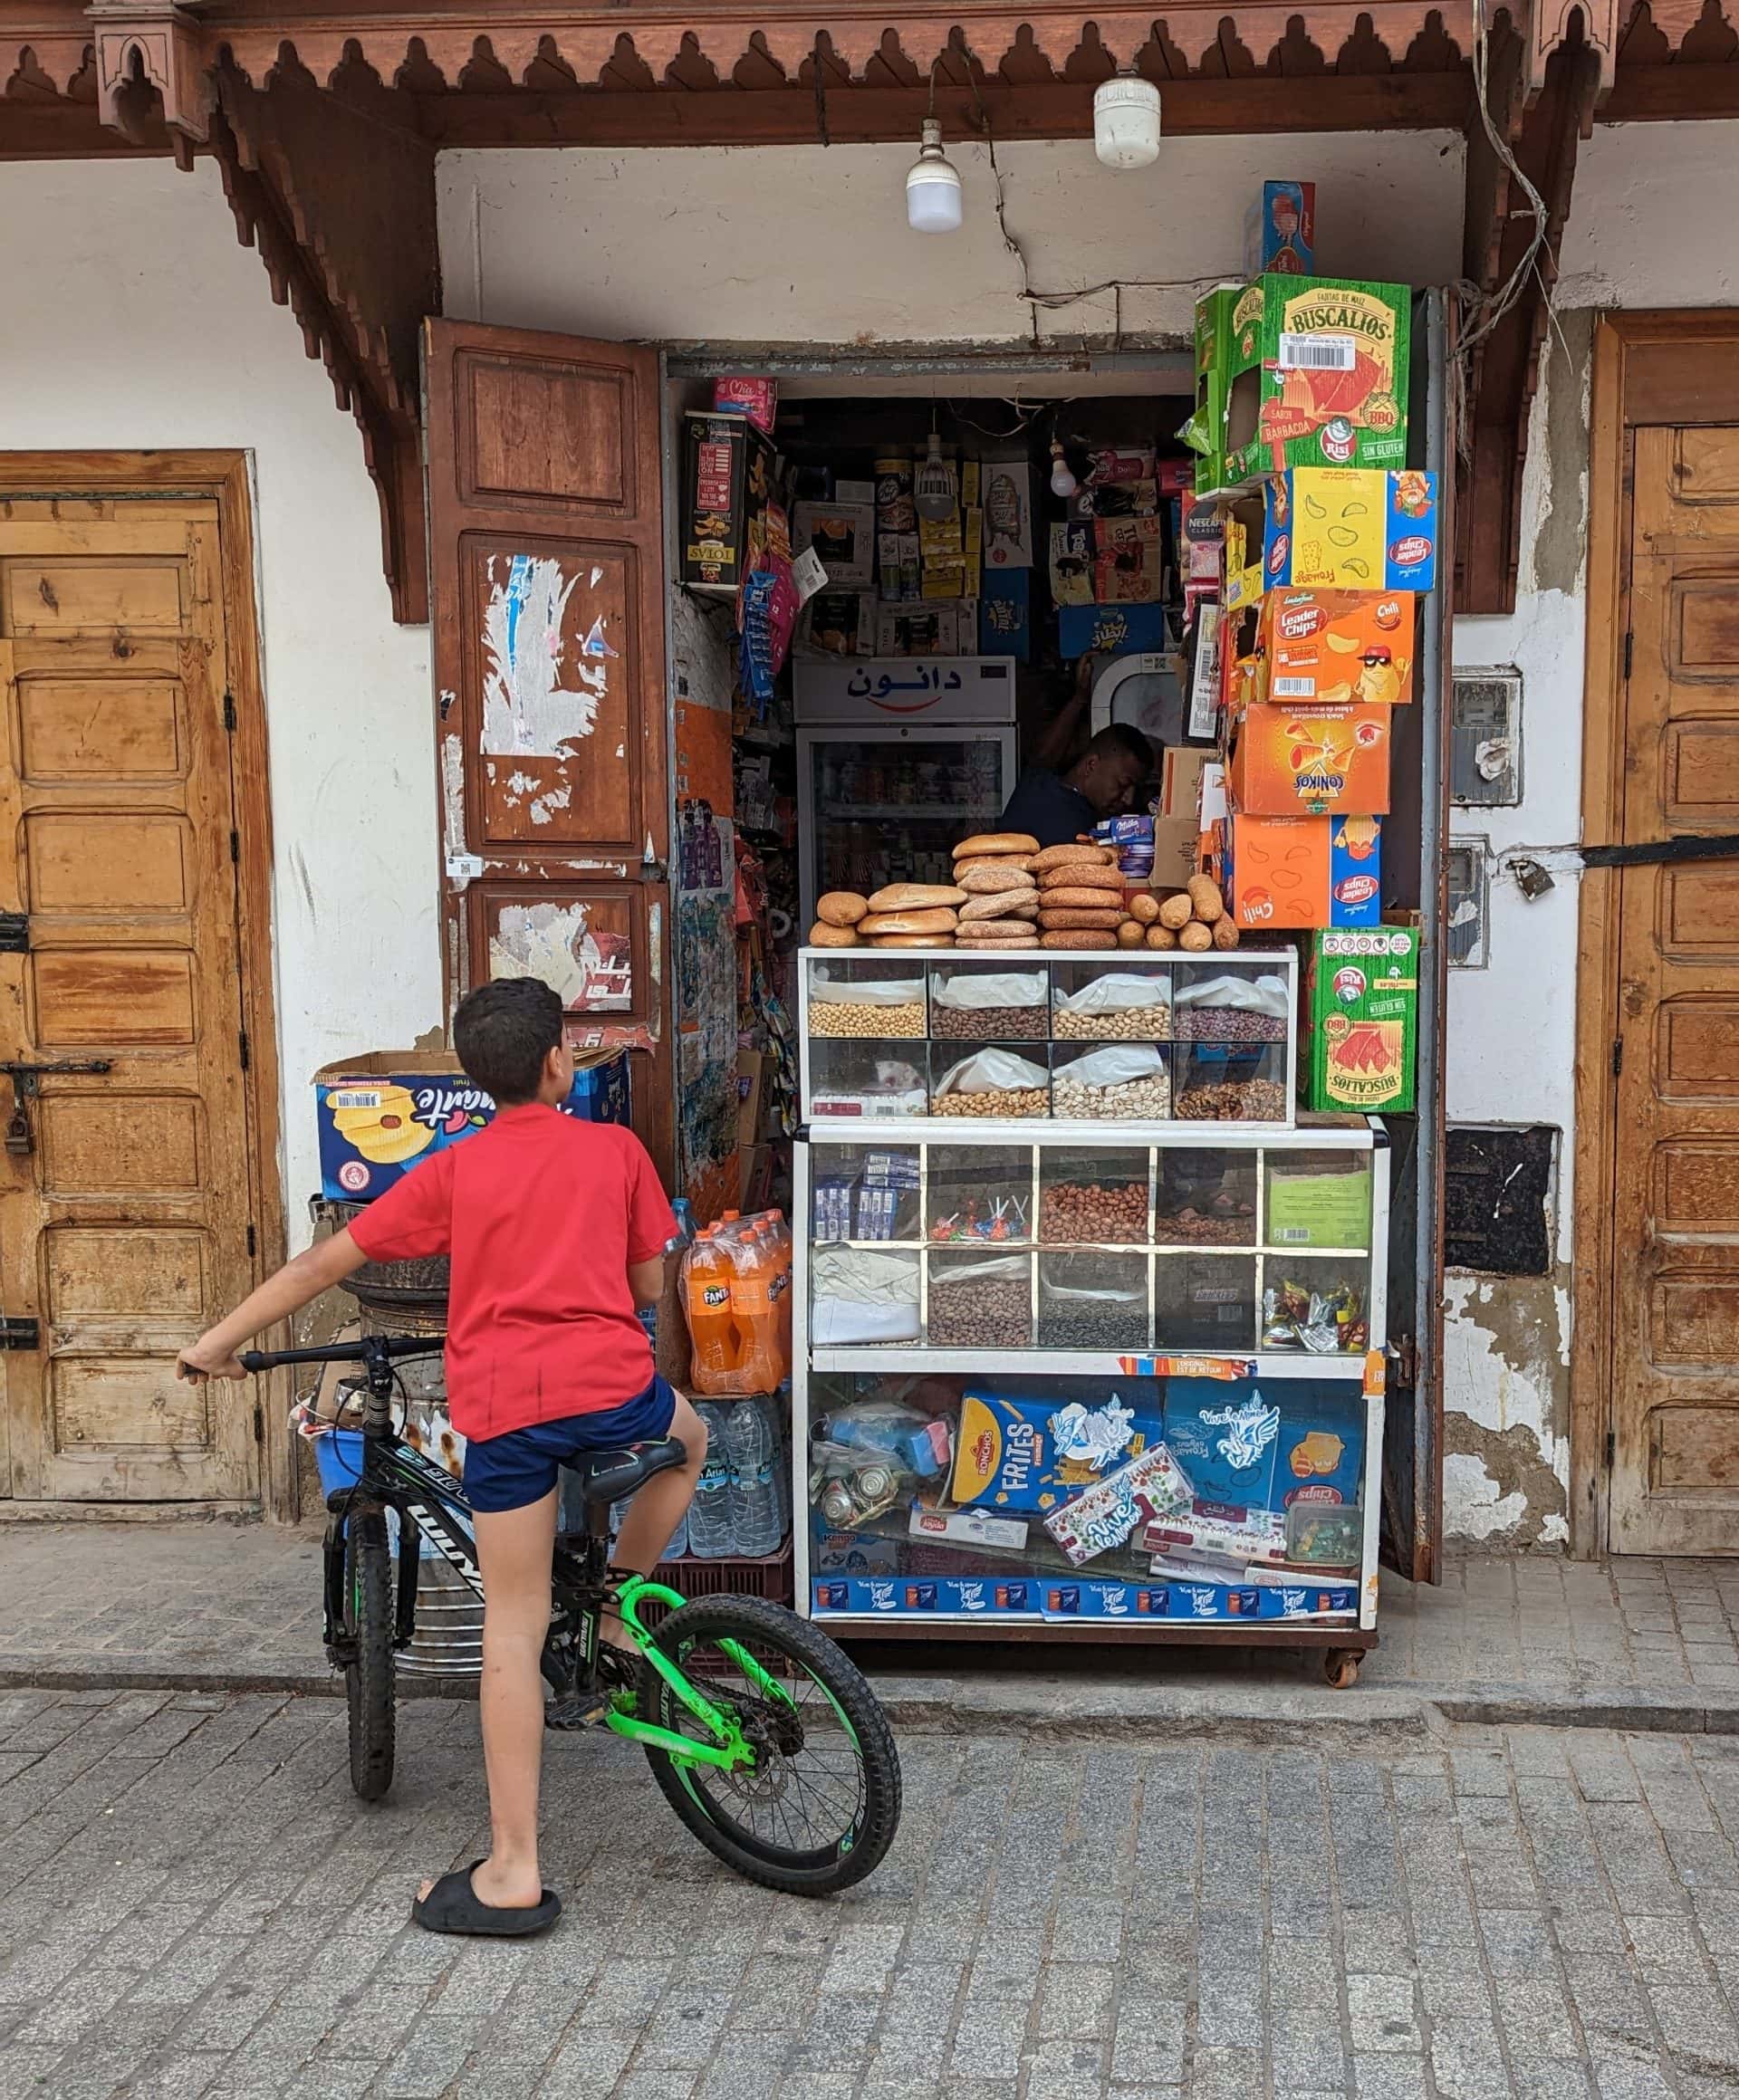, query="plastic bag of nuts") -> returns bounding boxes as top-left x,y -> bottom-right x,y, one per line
1052,970 -> 1173,1040
1052,1044 -> 1171,1122
1040,1179 -> 1149,1243
807,972 -> 927,1038
927,1255 -> 1032,1347
932,1048 -> 1050,1119
930,967 -> 1049,1041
